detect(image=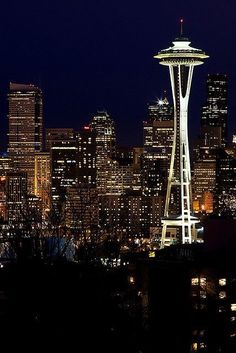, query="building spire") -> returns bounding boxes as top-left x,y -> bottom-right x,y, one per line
180,18 -> 184,37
